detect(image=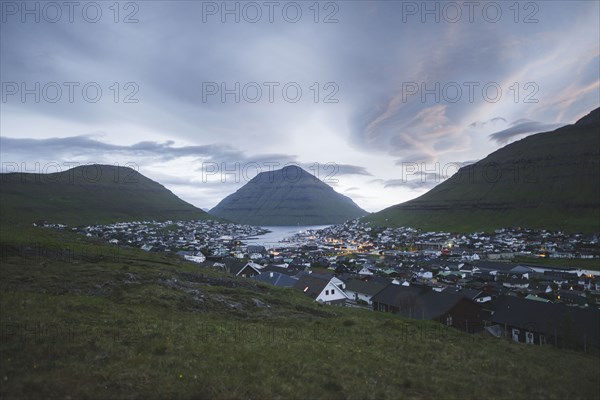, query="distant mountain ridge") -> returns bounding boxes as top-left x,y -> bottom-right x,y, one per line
365,108 -> 600,233
0,164 -> 212,226
210,165 -> 367,225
